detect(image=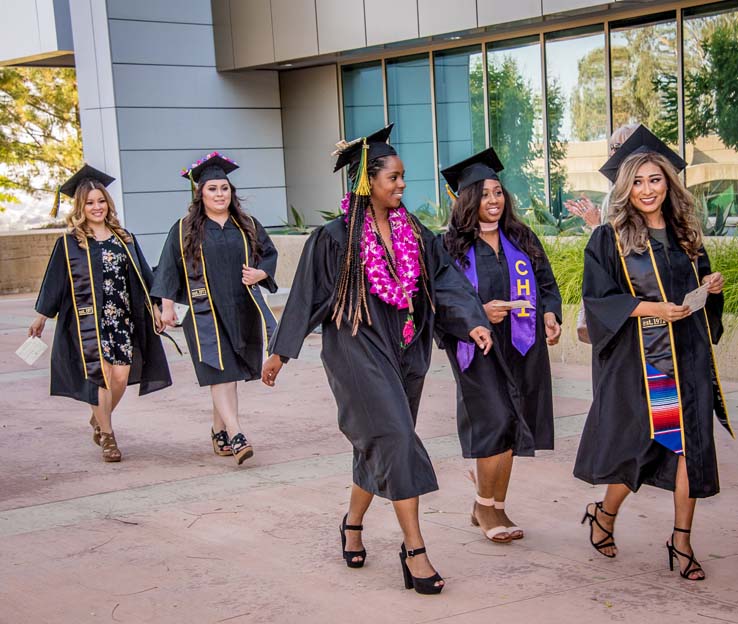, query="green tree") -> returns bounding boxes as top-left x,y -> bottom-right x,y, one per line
487,56 -> 544,209
546,77 -> 568,206
570,46 -> 608,142
0,67 -> 82,210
